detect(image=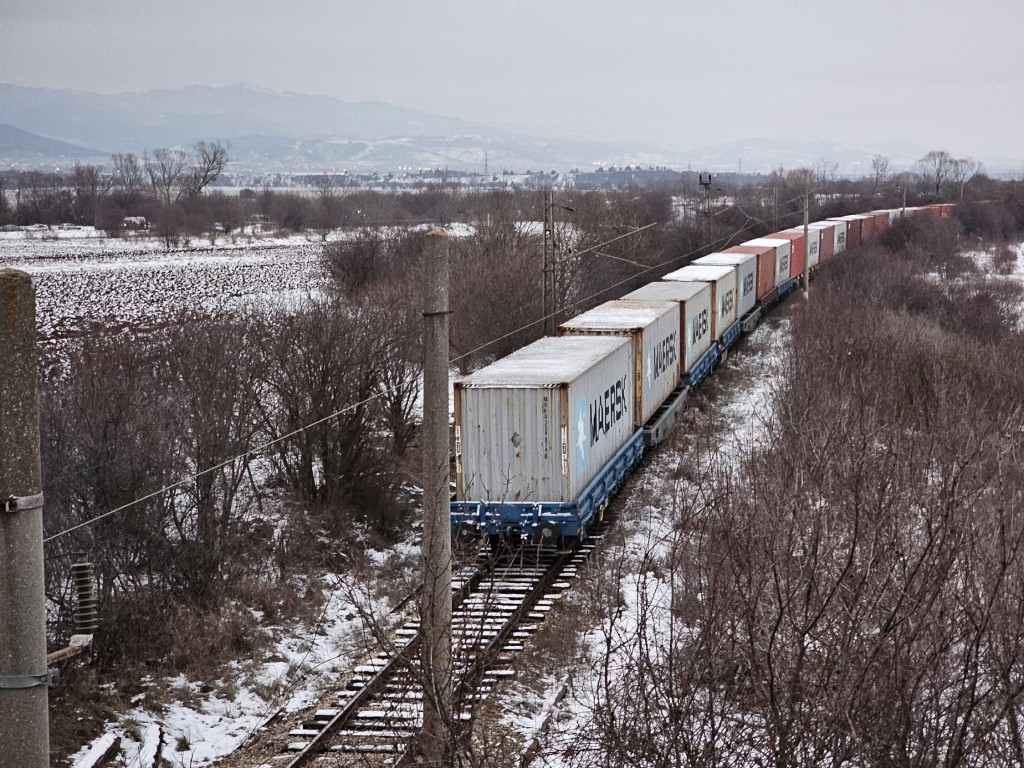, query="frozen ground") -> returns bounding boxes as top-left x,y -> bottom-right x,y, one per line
68,543 -> 419,768
0,229 -> 327,343
498,317 -> 791,766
